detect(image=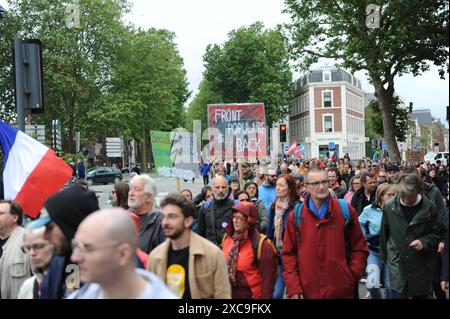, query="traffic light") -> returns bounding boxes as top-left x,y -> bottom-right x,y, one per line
0,5 -> 5,21
280,124 -> 287,143
14,39 -> 44,113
